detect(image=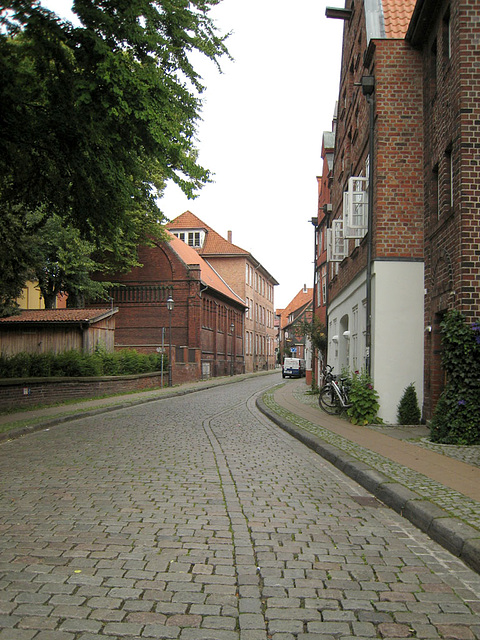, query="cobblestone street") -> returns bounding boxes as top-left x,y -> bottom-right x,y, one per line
1,375 -> 480,639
